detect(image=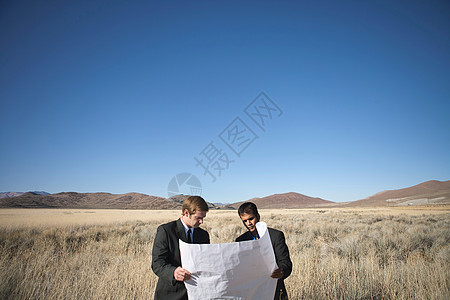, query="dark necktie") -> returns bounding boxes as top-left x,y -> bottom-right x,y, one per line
187,228 -> 192,243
